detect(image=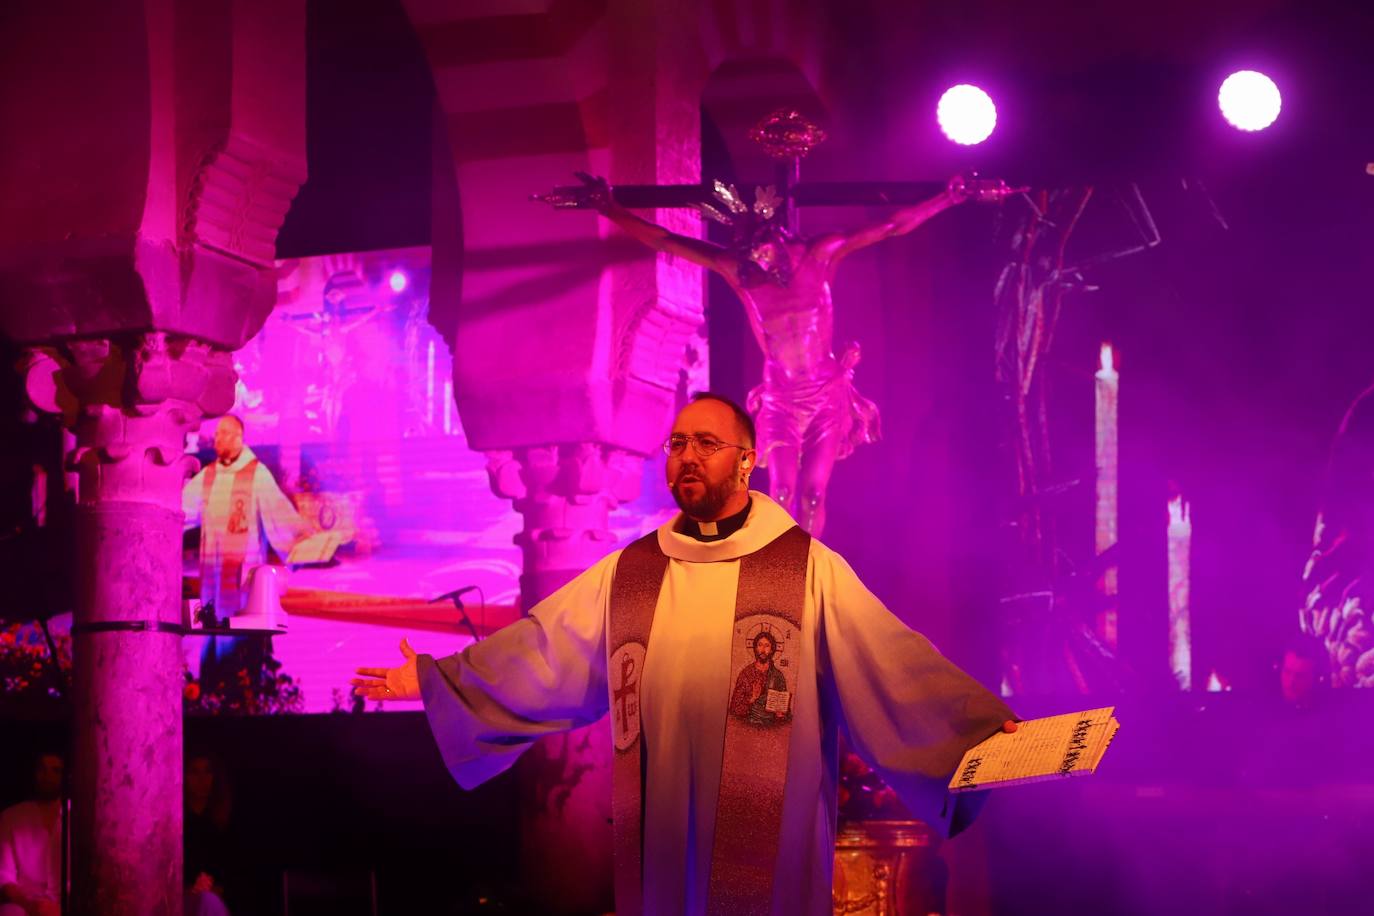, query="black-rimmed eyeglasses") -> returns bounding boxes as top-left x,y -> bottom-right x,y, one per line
663,434 -> 749,458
